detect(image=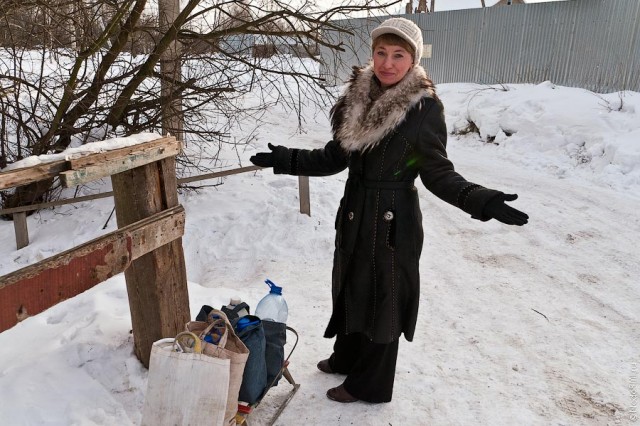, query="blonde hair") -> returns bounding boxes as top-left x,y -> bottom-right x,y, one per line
372,33 -> 416,60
